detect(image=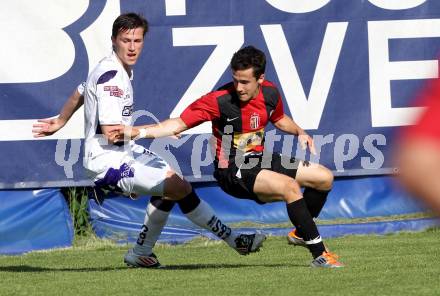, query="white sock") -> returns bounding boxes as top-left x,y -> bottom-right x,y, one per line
184,199 -> 239,248
133,202 -> 170,255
